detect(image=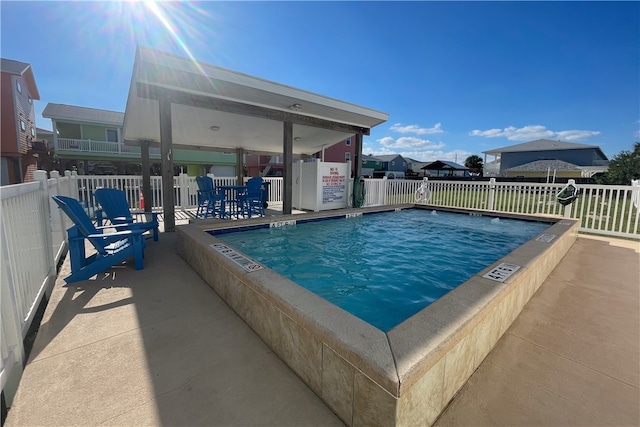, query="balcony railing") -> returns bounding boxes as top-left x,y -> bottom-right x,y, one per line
56,138 -> 161,158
